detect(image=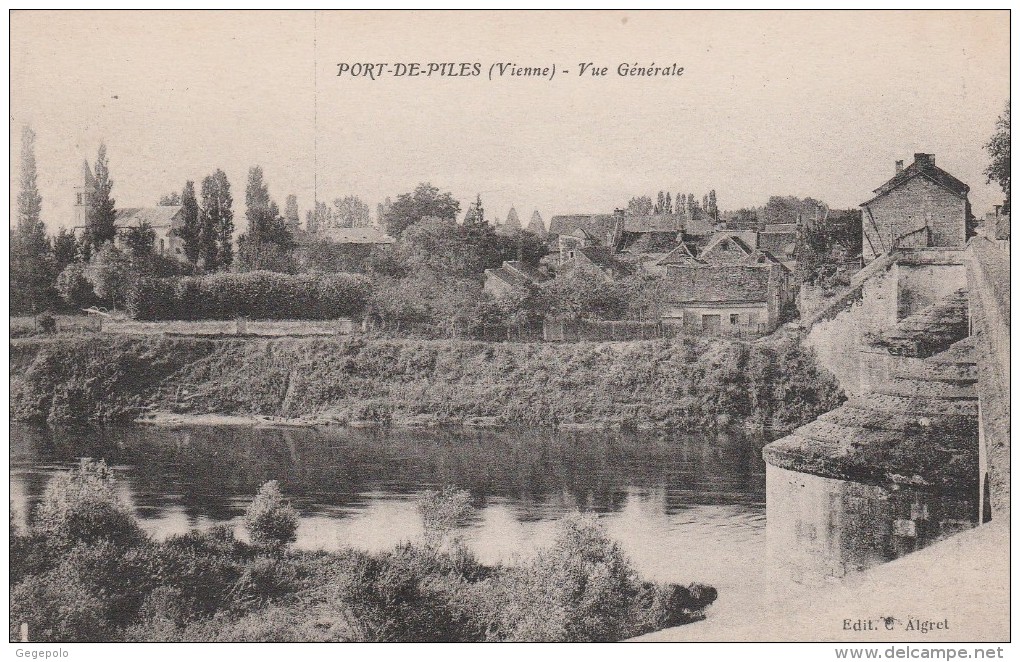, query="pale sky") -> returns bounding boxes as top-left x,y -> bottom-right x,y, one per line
10,10 -> 1010,233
